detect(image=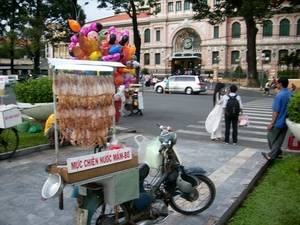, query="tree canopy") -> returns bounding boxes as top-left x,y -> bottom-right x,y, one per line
96,0 -> 160,80
190,0 -> 300,86
0,0 -> 86,74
